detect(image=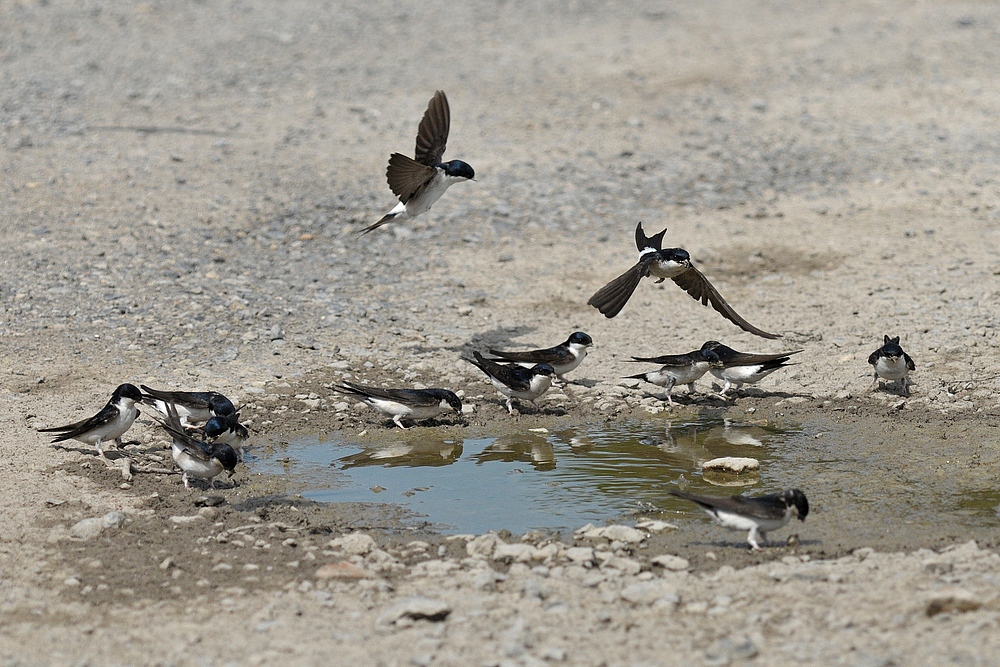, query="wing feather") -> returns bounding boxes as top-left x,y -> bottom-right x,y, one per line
671,265 -> 781,339
587,261 -> 651,318
414,90 -> 450,166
